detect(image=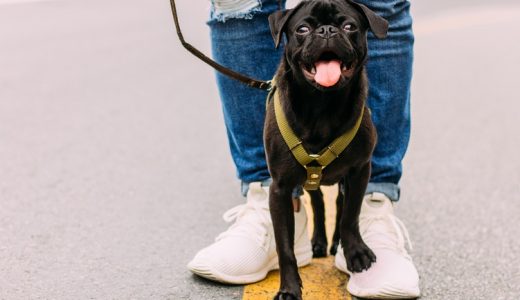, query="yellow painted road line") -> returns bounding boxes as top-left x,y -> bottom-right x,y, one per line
243,185 -> 353,300
242,257 -> 351,300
